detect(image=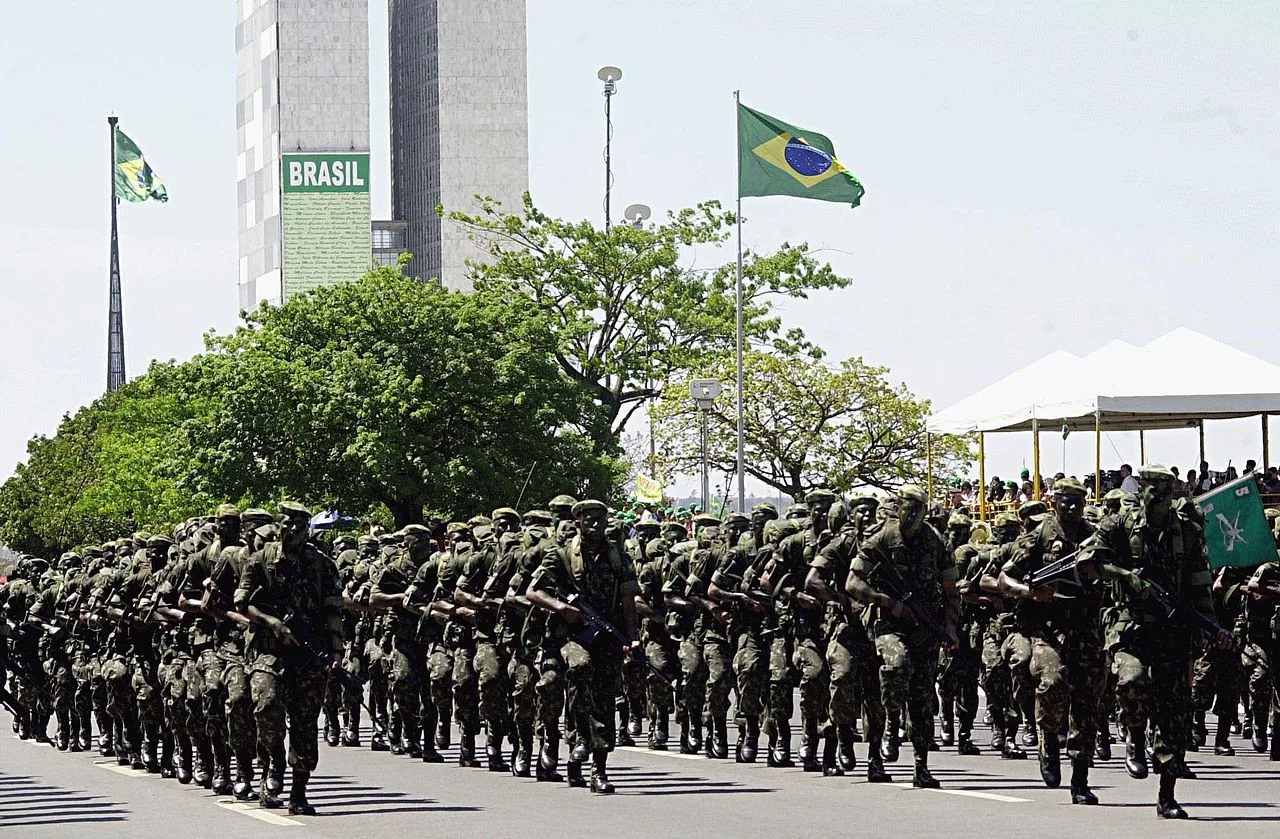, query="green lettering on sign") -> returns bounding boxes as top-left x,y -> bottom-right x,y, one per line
282,153 -> 370,193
